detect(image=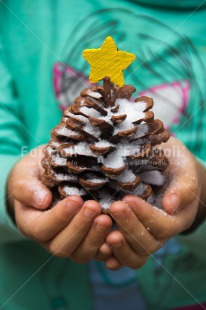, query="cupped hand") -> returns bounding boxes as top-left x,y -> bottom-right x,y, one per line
7,146 -> 112,263
103,137 -> 201,270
